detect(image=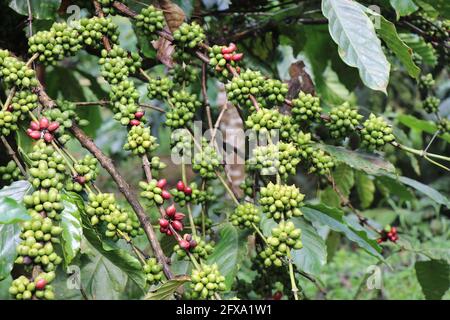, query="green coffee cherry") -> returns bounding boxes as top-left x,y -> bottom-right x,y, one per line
260,182 -> 304,221
326,102 -> 363,139
143,257 -> 164,285
418,73 -> 435,91
438,118 -> 449,134
110,80 -> 140,105
98,0 -> 117,15
66,155 -> 99,192
123,124 -> 158,155
268,221 -> 303,252
225,69 -> 265,108
173,22 -> 206,49
291,91 -> 322,123
239,176 -> 256,197
23,188 -> 64,220
259,247 -> 283,268
10,90 -> 38,119
308,148 -> 335,175
0,160 -> 23,184
174,236 -> 215,260
360,114 -> 395,151
166,90 -> 201,128
422,96 -> 440,113
78,17 -> 119,49
192,140 -> 222,179
9,272 -> 56,300
230,203 -> 261,229
0,110 -> 18,136
189,263 -> 226,300
194,215 -> 214,235
149,156 -> 167,178
169,63 -> 199,86
139,179 -> 165,205
135,5 -> 165,40
0,55 -> 38,88
99,45 -> 141,84
245,108 -> 294,141
147,77 -> 173,100
262,79 -> 288,105
171,130 -> 193,158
